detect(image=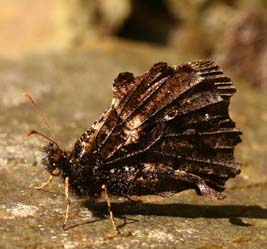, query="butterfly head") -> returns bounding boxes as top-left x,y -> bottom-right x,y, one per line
42,141 -> 71,177
26,130 -> 70,177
